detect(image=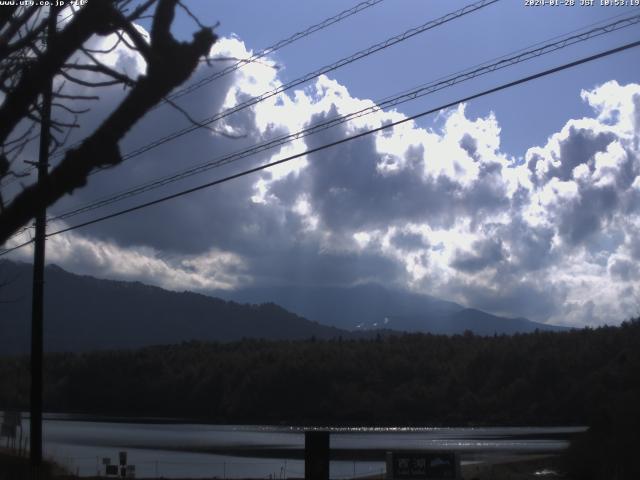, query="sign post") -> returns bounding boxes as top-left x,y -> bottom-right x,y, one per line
305,430 -> 330,480
386,451 -> 461,480
1,411 -> 22,449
